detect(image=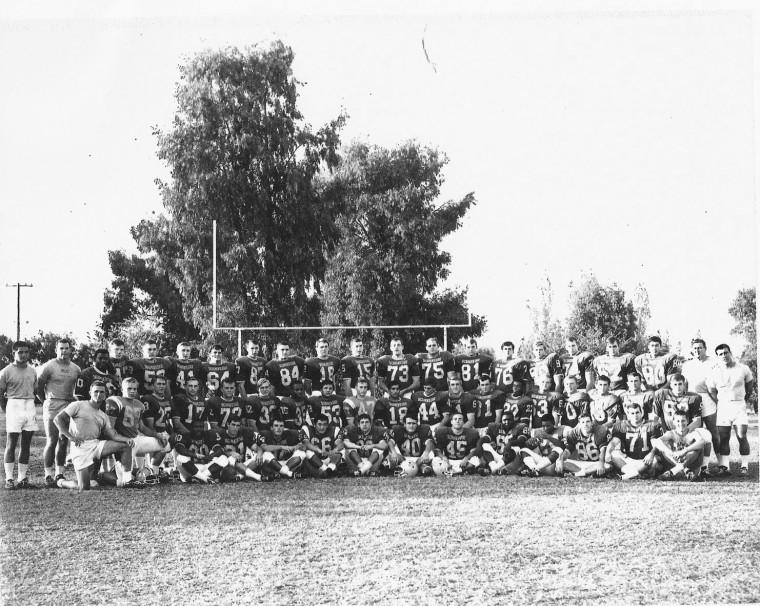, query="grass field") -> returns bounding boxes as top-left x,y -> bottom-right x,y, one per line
1,409 -> 758,606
